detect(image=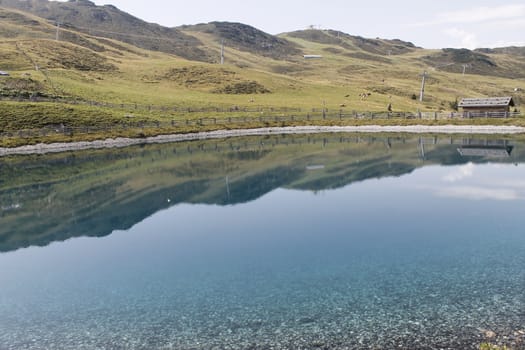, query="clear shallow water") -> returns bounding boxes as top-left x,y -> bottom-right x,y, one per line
1,134 -> 525,349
